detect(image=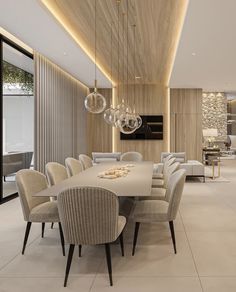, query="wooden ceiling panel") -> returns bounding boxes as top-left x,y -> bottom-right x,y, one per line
42,0 -> 187,85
